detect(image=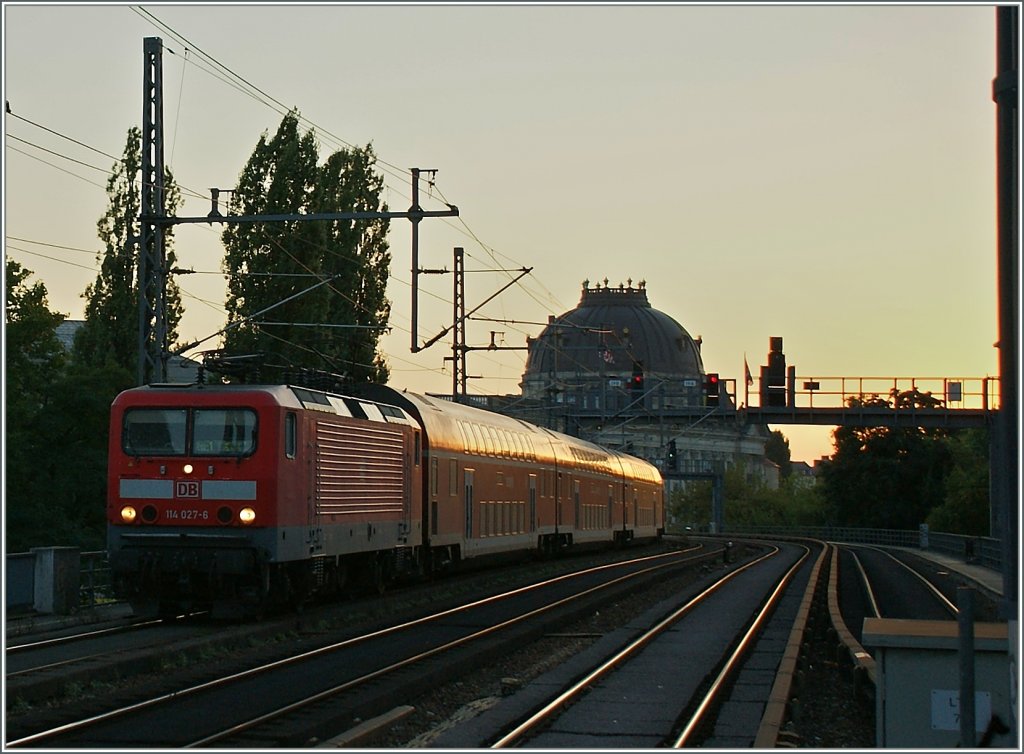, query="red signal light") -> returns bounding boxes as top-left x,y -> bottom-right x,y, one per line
705,373 -> 720,407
